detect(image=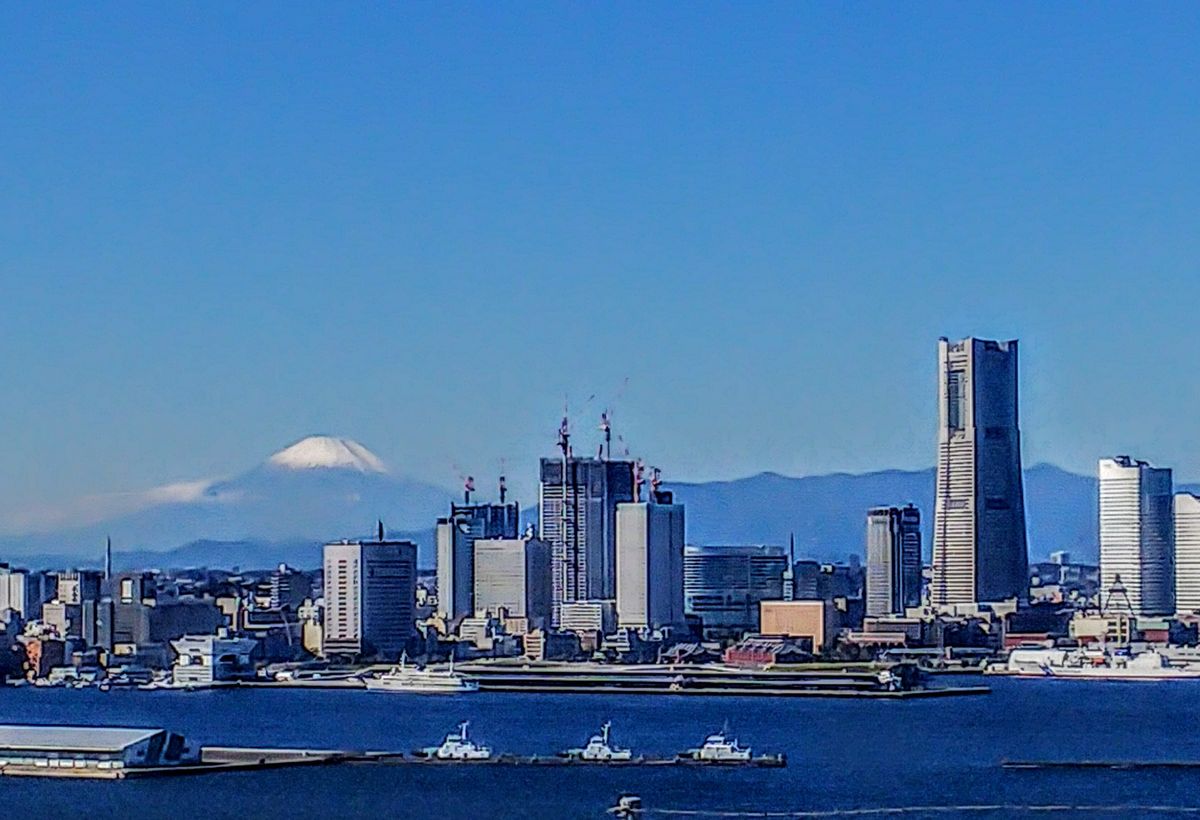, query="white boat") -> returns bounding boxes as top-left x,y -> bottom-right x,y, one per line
364,653 -> 479,694
997,647 -> 1200,680
685,730 -> 751,762
562,721 -> 633,761
423,721 -> 492,760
